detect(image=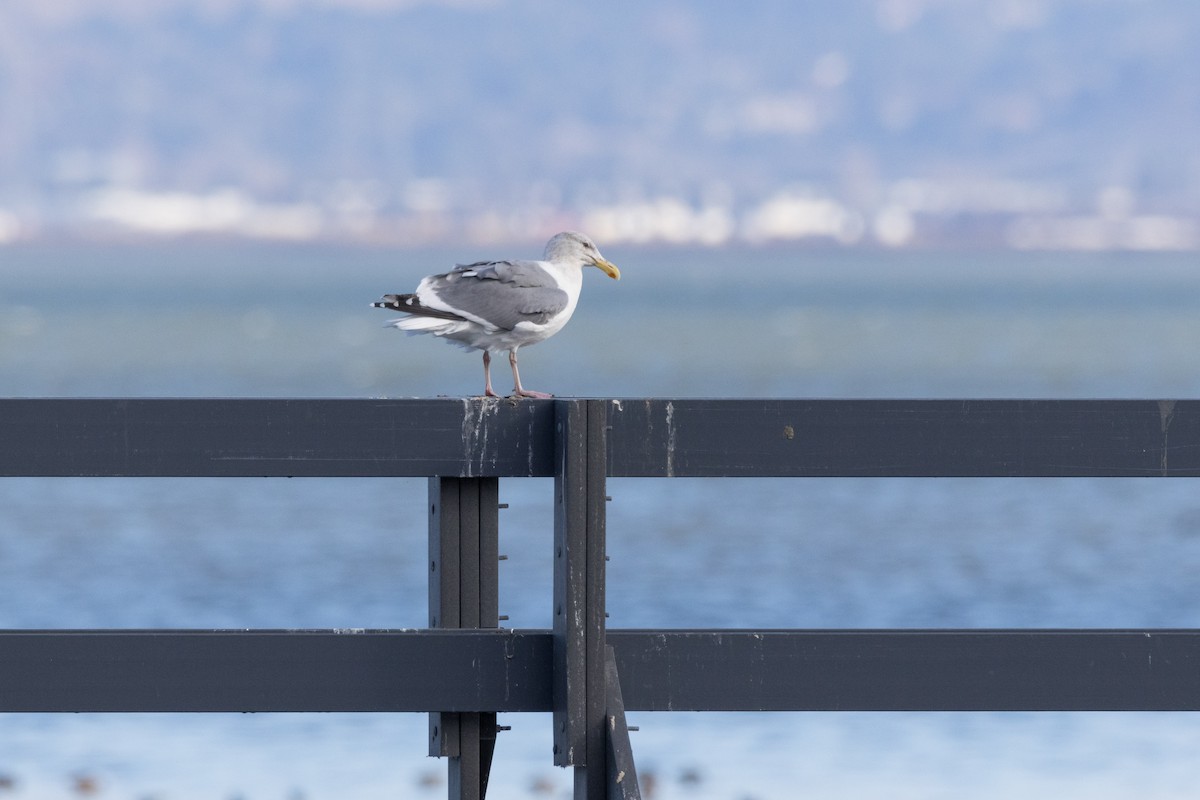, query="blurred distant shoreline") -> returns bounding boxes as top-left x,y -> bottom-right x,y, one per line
1,3 -> 1197,253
